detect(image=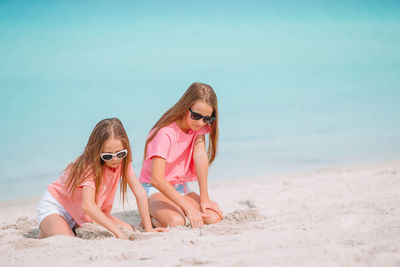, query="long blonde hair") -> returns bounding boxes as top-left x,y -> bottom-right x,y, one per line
144,82 -> 219,164
64,118 -> 132,203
